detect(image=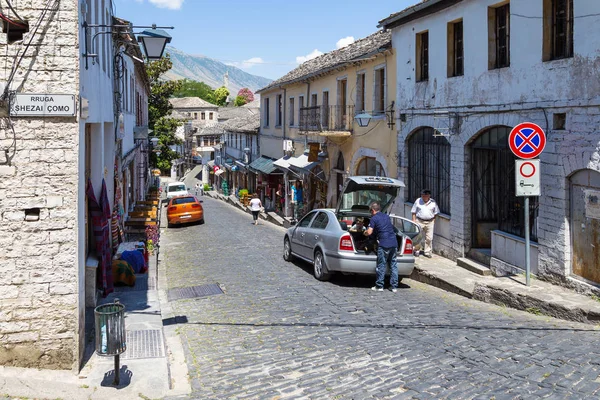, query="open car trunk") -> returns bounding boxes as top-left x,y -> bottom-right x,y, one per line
335,176 -> 422,253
